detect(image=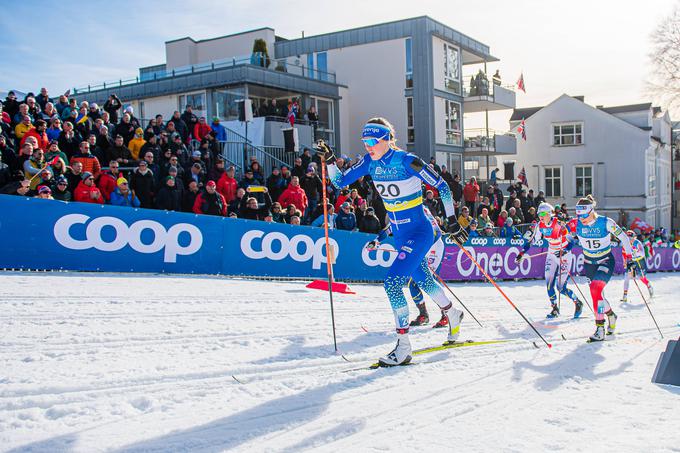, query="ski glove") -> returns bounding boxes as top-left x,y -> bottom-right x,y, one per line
446,217 -> 468,246
515,251 -> 525,264
314,140 -> 336,164
366,240 -> 379,251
